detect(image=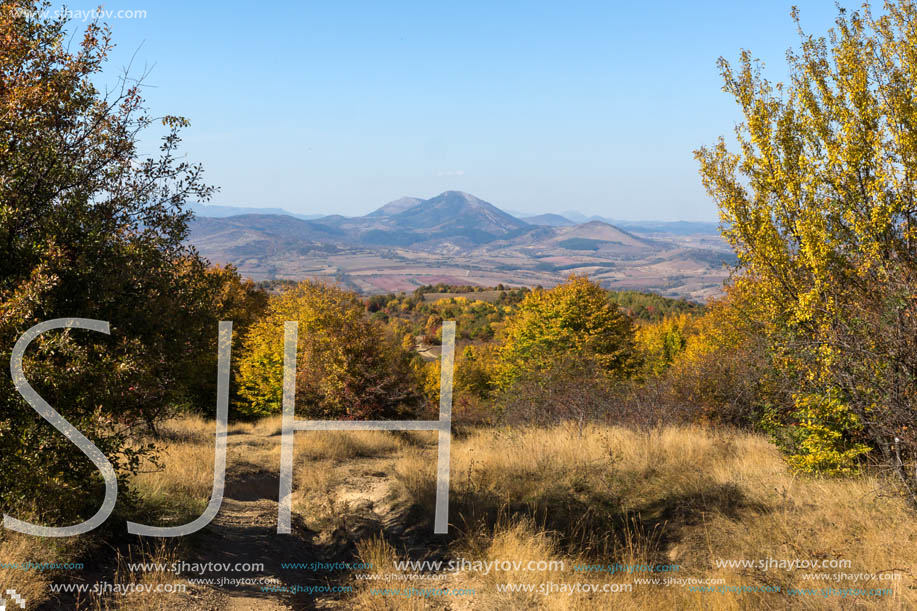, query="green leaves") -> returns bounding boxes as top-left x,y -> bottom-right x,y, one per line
496,275 -> 636,390
161,115 -> 190,128
0,1 -> 221,521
